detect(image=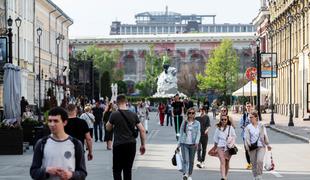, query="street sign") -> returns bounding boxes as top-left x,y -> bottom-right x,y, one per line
245,67 -> 257,81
